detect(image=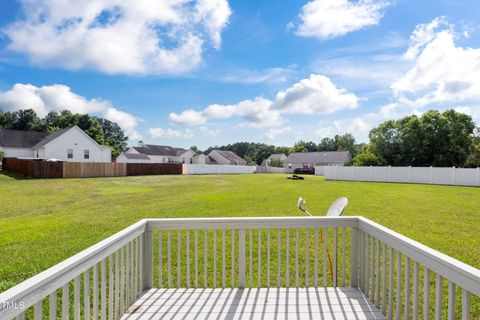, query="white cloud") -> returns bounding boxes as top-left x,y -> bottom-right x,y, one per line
200,126 -> 220,137
169,109 -> 207,126
168,74 -> 358,128
220,67 -> 296,85
264,127 -> 292,141
148,128 -> 181,139
0,83 -> 141,139
273,74 -> 359,114
3,0 -> 231,75
392,18 -> 480,106
314,126 -> 334,139
294,0 -> 389,40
